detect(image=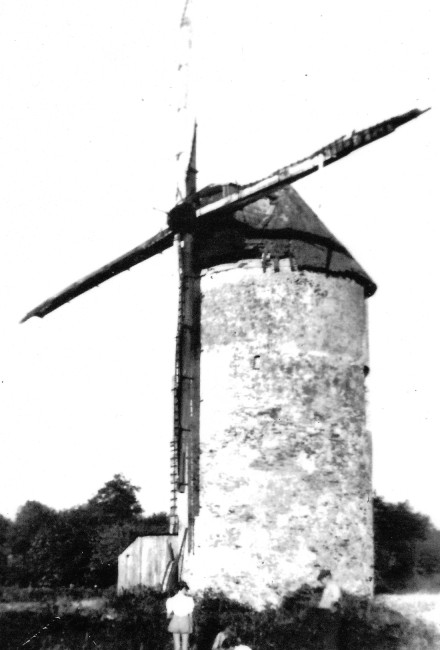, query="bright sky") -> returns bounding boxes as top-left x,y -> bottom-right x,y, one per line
0,1 -> 438,526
